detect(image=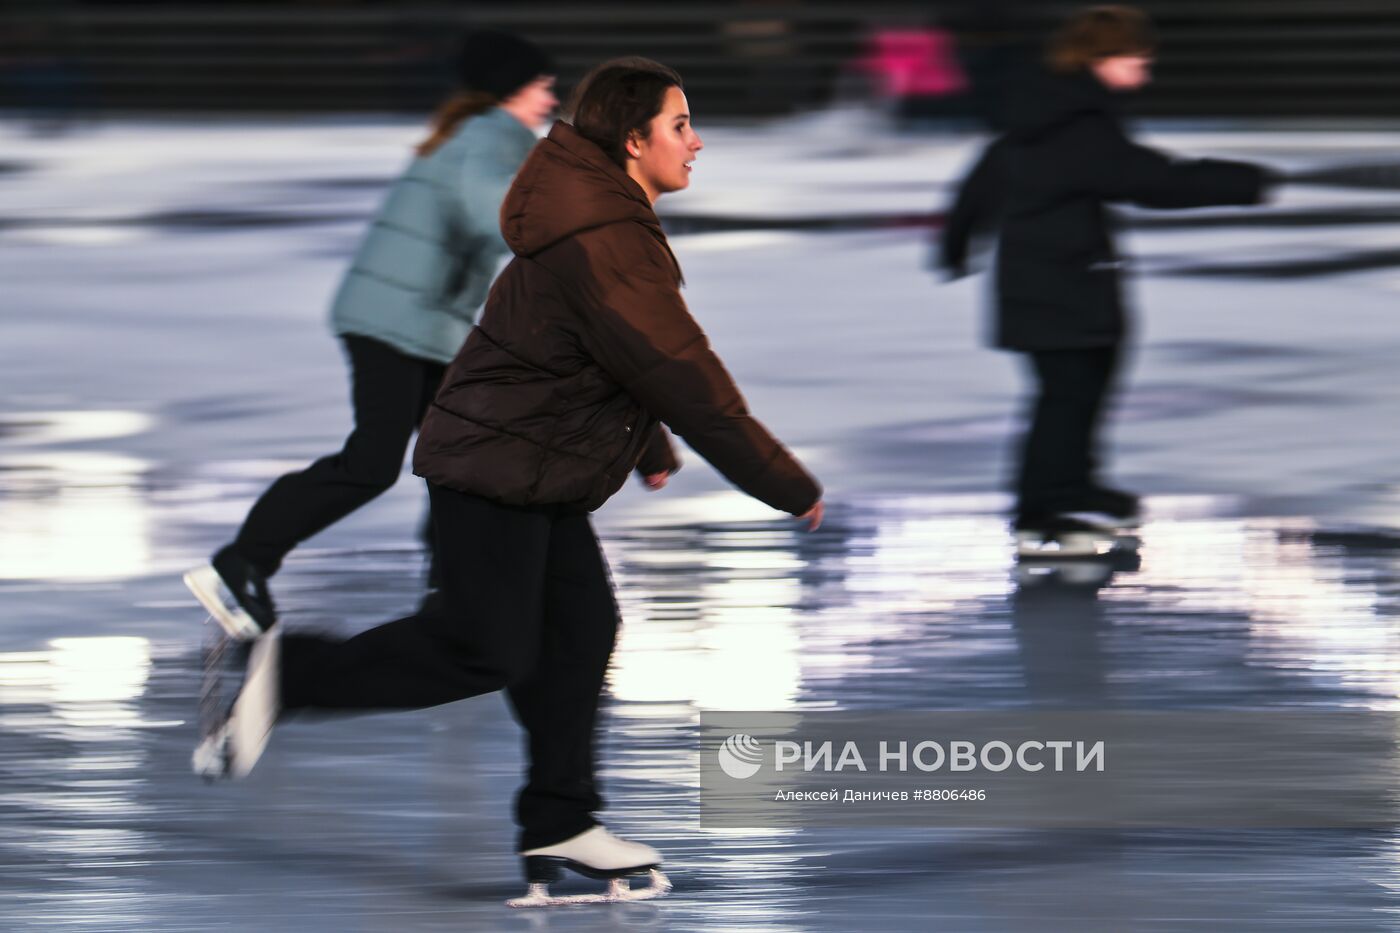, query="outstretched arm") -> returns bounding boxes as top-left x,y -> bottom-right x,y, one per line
1082,117 -> 1271,209
568,232 -> 822,518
